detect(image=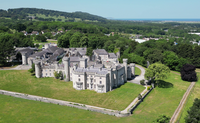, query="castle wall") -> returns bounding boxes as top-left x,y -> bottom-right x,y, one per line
117,66 -> 125,86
